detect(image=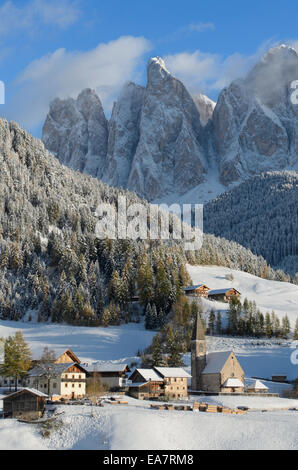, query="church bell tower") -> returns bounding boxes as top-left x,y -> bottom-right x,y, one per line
191,312 -> 206,391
